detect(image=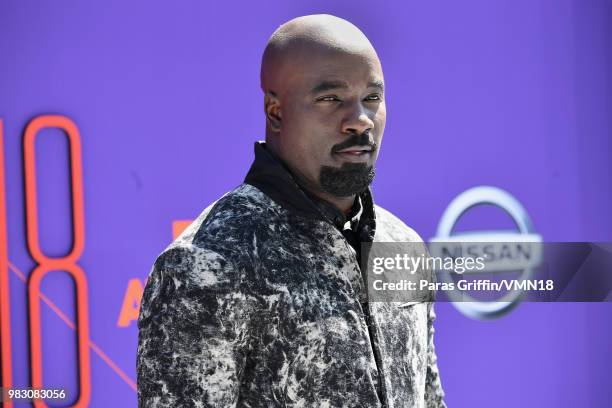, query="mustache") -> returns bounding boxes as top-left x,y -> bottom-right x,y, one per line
331,132 -> 378,154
